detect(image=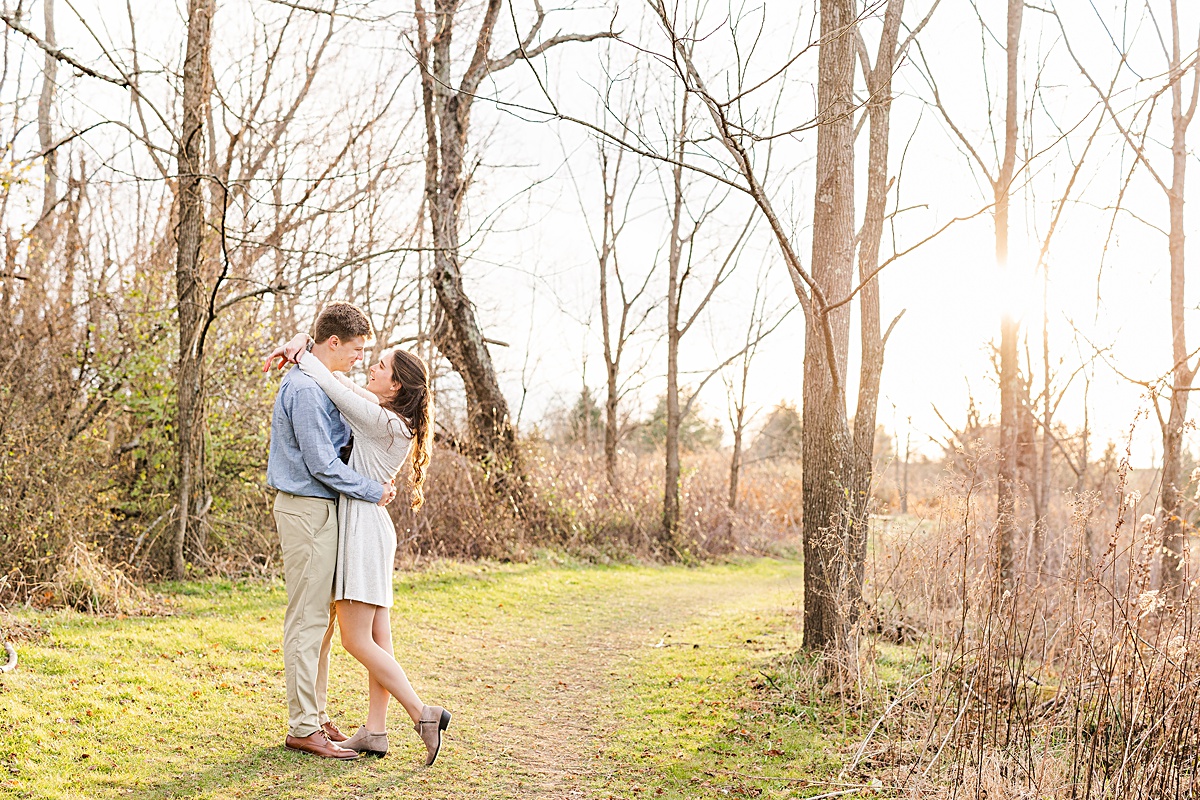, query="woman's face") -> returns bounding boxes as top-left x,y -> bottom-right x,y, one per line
367,351 -> 400,399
